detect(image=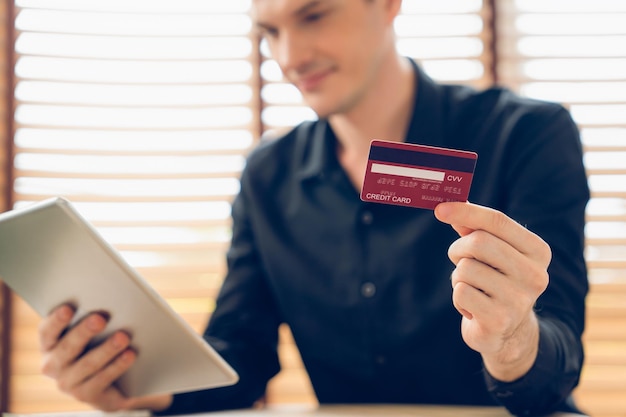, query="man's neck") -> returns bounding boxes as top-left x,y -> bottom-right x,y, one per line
330,54 -> 416,190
